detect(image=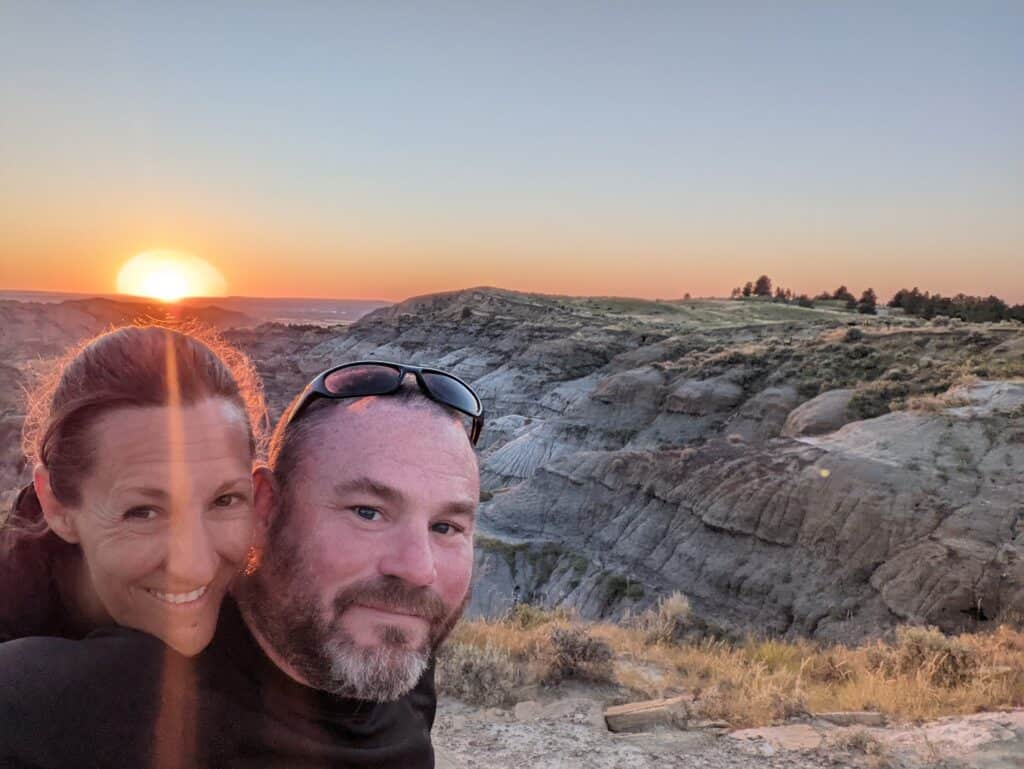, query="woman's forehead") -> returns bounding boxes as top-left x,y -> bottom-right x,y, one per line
86,400 -> 252,479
